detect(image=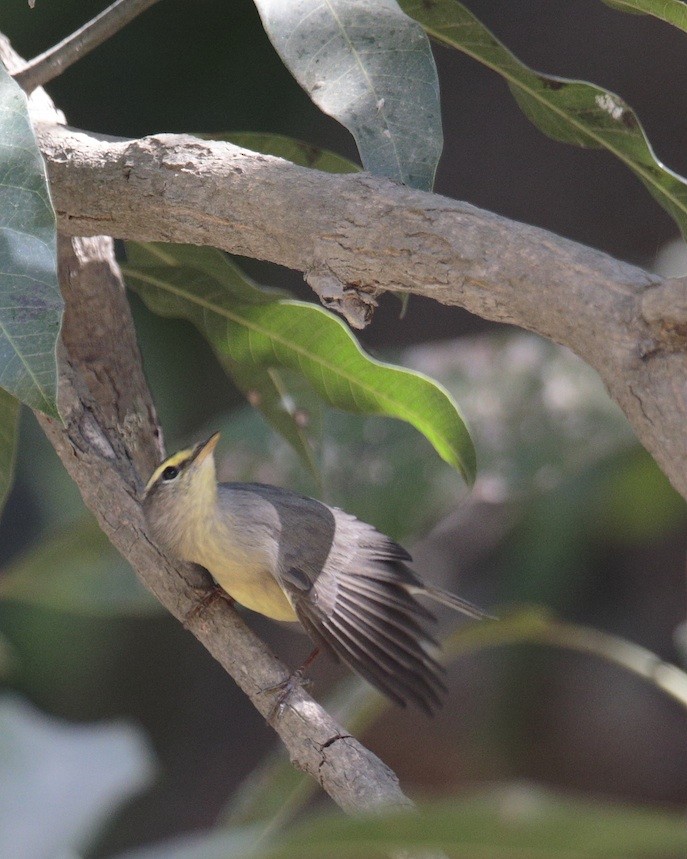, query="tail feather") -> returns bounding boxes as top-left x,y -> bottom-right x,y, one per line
415,584 -> 496,621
